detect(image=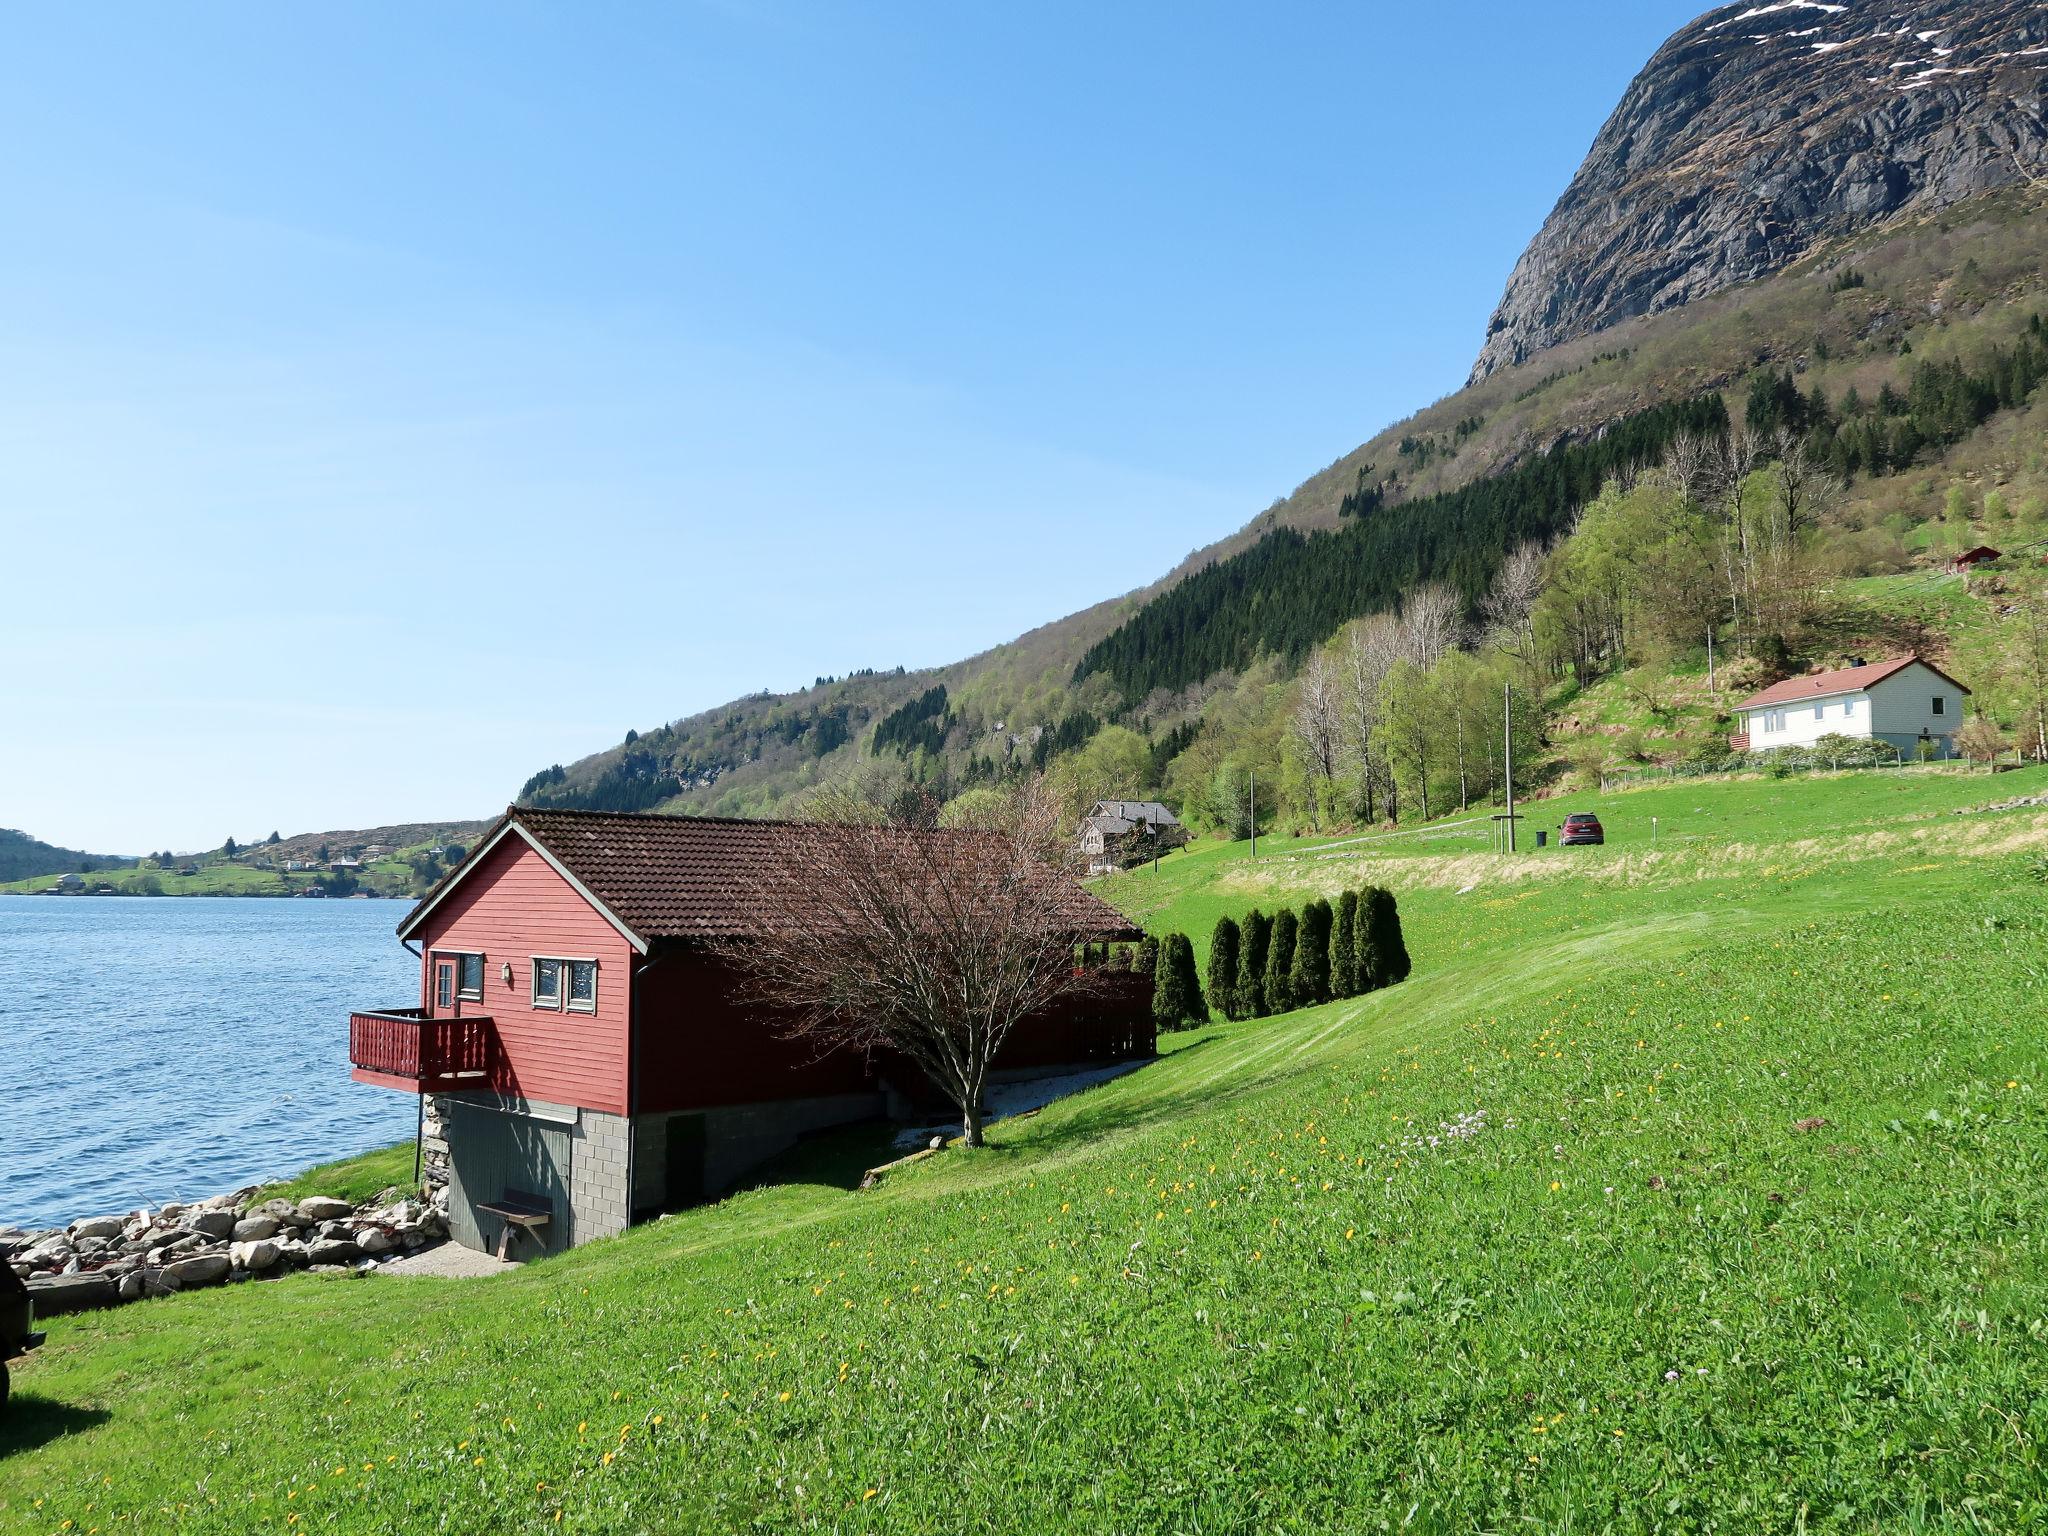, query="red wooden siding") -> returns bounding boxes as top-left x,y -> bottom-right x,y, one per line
633,952 -> 1154,1115
635,951 -> 877,1113
415,834 -> 634,1114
